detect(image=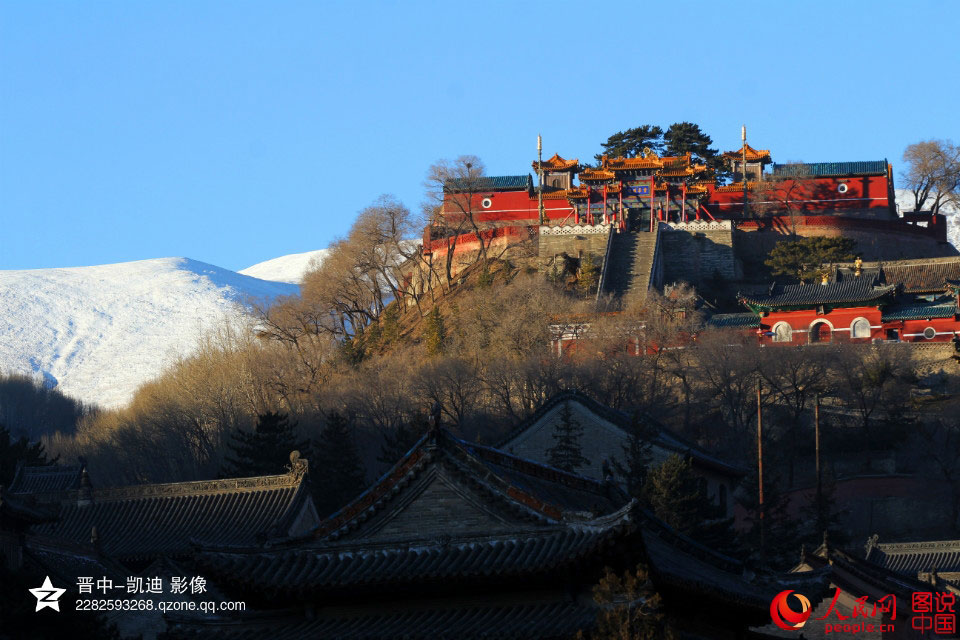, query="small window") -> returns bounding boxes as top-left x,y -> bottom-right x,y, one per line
772,322 -> 792,343
924,327 -> 937,340
851,318 -> 871,339
481,198 -> 492,209
838,183 -> 849,194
